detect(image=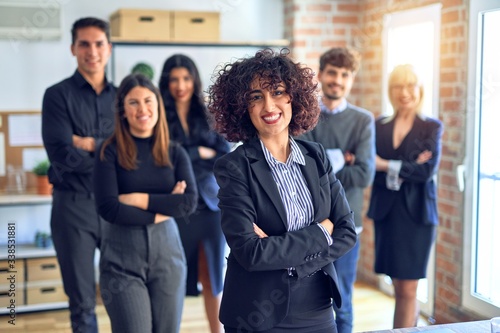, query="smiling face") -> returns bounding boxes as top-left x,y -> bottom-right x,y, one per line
389,82 -> 421,114
123,86 -> 159,138
168,67 -> 194,105
247,78 -> 292,141
388,64 -> 424,115
318,64 -> 355,101
71,26 -> 111,78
